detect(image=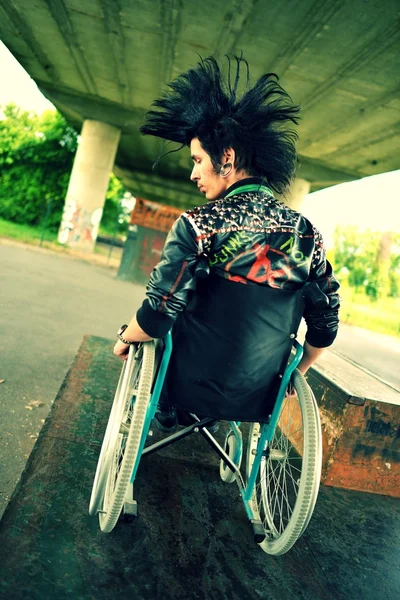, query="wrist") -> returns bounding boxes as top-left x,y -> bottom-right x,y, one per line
117,324 -> 136,345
